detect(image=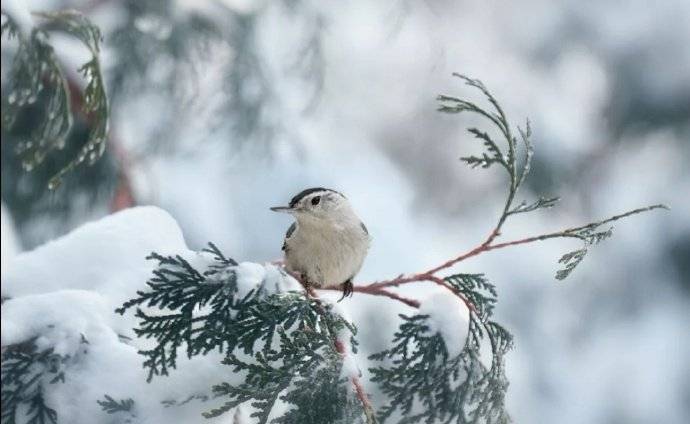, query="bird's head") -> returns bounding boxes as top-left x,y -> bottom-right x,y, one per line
270,187 -> 353,223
